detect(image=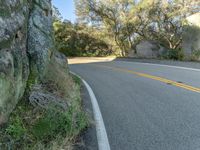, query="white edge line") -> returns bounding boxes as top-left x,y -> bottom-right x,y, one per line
117,61 -> 200,72
70,71 -> 111,150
